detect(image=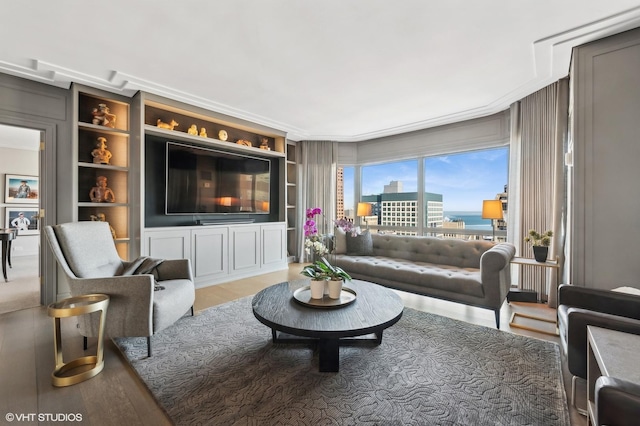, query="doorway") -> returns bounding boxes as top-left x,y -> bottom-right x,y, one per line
0,124 -> 41,314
